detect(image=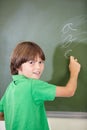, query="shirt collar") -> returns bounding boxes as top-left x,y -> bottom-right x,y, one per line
12,75 -> 27,81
